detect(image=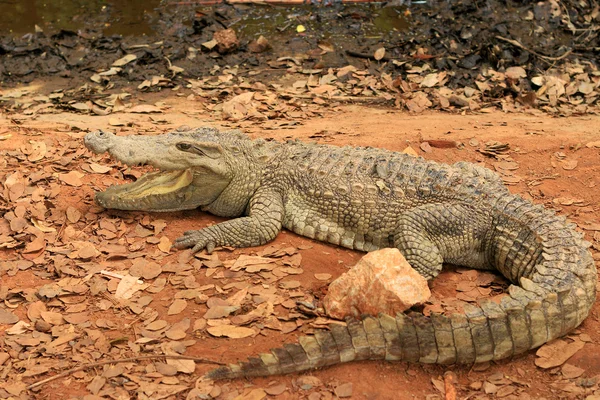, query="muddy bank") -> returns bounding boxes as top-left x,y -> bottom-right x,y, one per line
1,1 -> 598,114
